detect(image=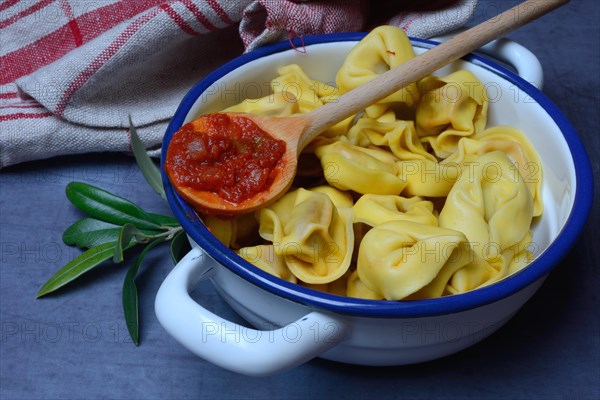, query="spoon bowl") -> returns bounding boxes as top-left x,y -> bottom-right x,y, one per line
166,113 -> 311,215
